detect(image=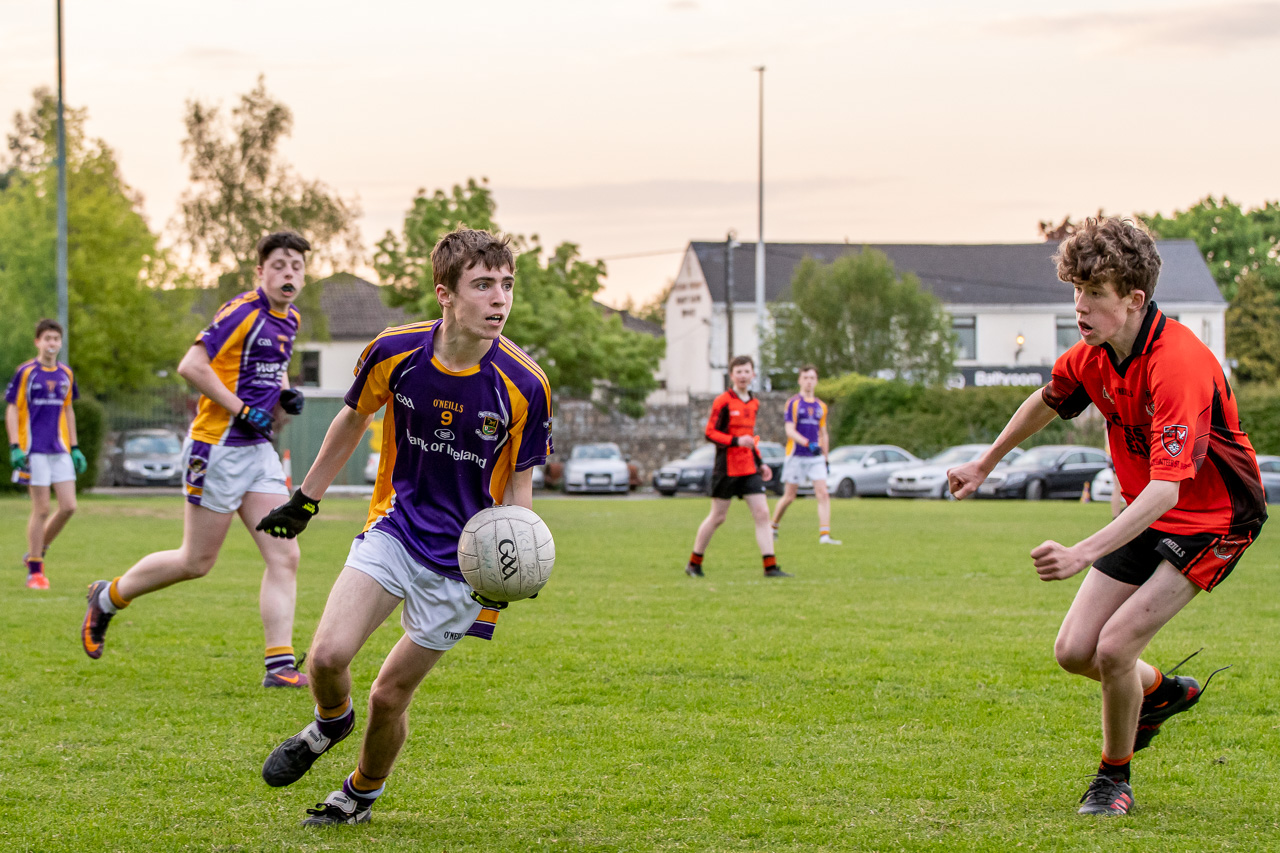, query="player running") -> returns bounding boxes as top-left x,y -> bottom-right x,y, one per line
80,231 -> 311,688
256,228 -> 552,827
685,355 -> 788,579
947,218 -> 1266,817
770,364 -> 840,545
6,319 -> 87,589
